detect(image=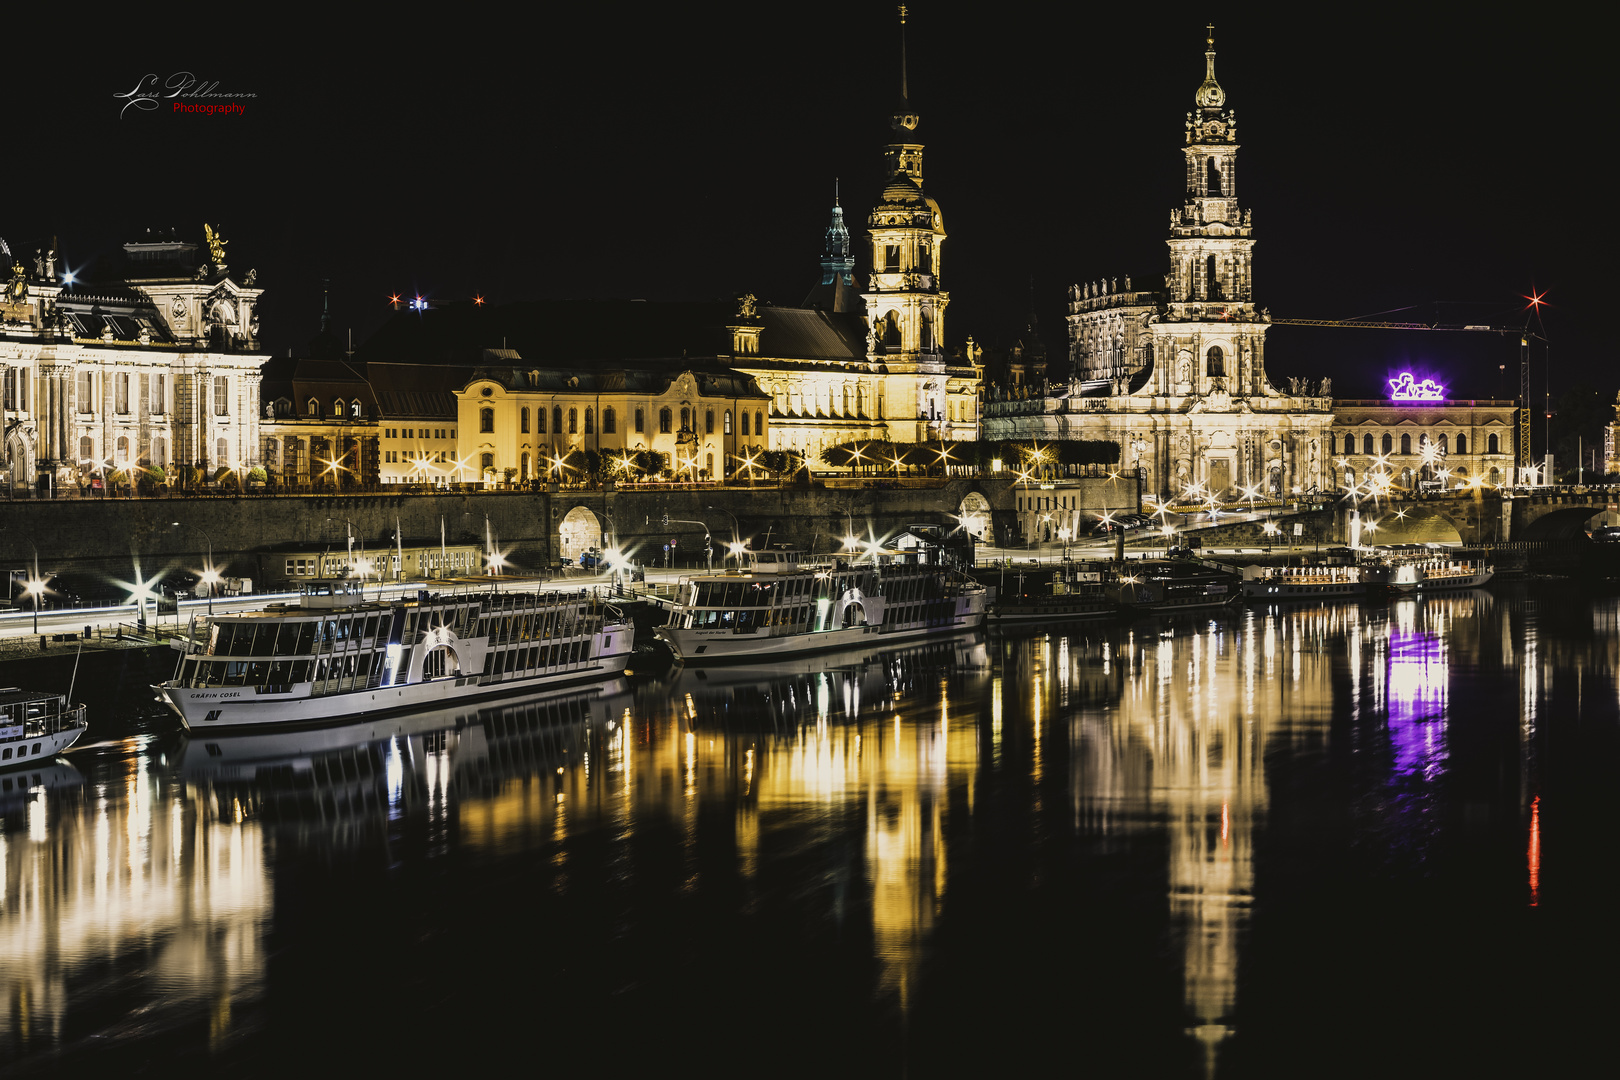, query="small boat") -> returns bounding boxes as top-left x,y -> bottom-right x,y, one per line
0,687 -> 89,767
989,563 -> 1118,623
1242,563 -> 1369,602
154,578 -> 634,731
1108,560 -> 1240,614
654,545 -> 986,663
